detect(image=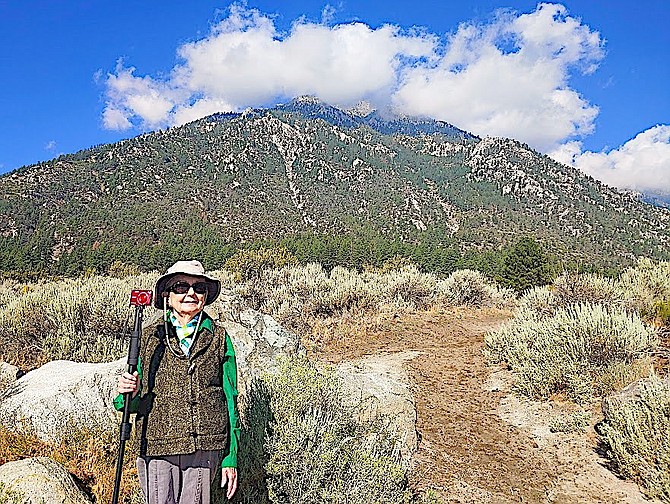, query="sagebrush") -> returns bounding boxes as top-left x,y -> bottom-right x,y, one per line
598,375 -> 670,502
